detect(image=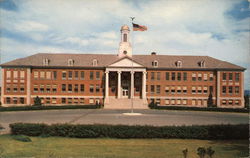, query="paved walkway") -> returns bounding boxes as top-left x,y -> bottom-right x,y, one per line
0,109 -> 248,134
